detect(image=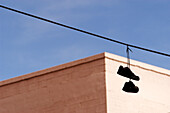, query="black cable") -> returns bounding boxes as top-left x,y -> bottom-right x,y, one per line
0,4 -> 170,57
